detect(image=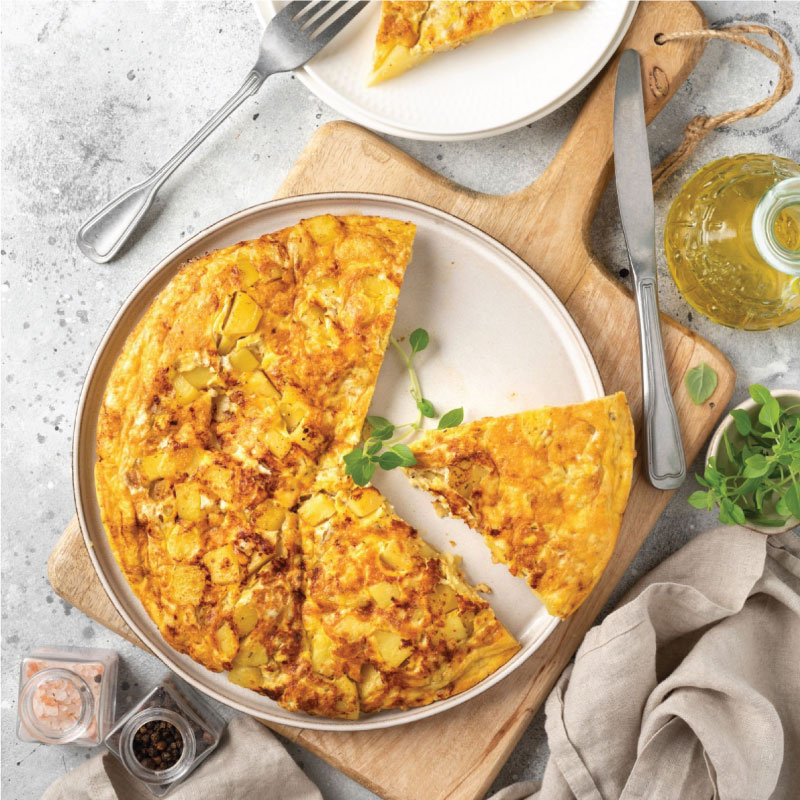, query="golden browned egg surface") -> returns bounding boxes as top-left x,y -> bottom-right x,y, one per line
368,1 -> 581,85
95,214 -> 519,718
405,393 -> 635,618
